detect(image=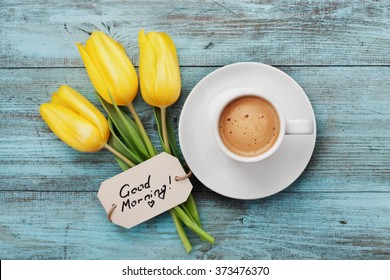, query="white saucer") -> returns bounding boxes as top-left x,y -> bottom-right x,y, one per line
179,62 -> 316,199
